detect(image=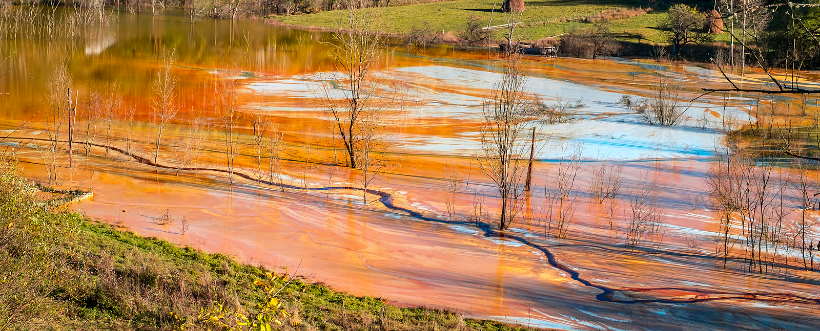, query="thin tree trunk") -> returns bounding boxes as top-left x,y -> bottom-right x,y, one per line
525,127 -> 535,191
500,196 -> 508,230
67,87 -> 74,167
